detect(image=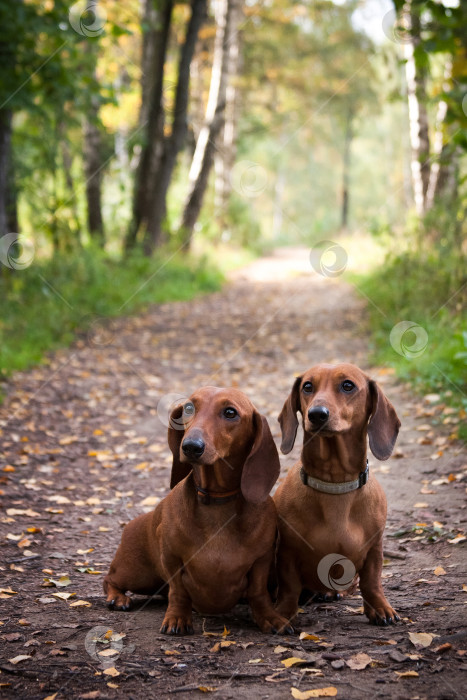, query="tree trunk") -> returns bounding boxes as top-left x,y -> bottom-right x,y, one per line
341,107 -> 353,230
144,0 -> 207,254
83,109 -> 104,244
180,0 -> 241,249
126,0 -> 173,251
403,2 -> 430,216
425,59 -> 451,211
0,108 -> 12,238
214,0 -> 243,227
61,139 -> 82,242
